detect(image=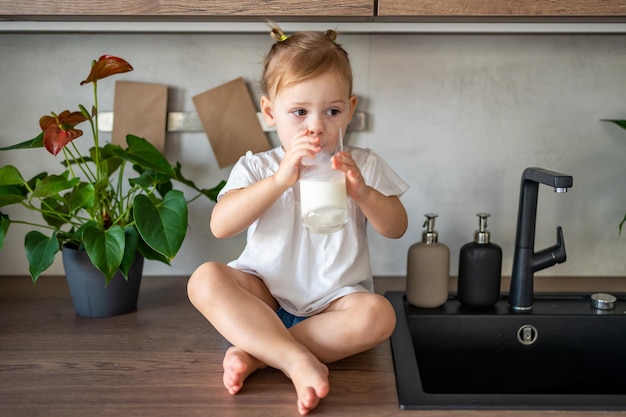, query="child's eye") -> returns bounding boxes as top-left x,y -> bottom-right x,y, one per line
326,108 -> 341,117
292,109 -> 307,117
